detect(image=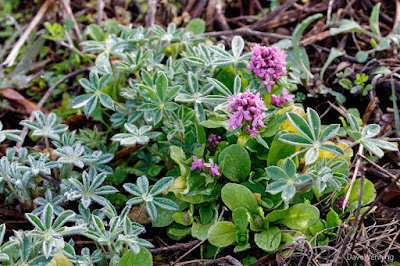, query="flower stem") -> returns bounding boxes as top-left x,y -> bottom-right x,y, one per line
135,202 -> 146,223
113,100 -> 129,113
145,144 -> 174,170
109,57 -> 119,91
162,107 -> 171,121
5,178 -> 25,205
237,134 -> 250,147
45,136 -> 58,180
